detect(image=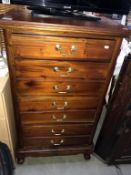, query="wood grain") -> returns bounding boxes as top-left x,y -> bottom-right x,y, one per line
20,110 -> 96,124
18,96 -> 99,112
11,34 -> 115,61
23,135 -> 91,148
16,80 -> 105,96
15,59 -> 110,80
1,5 -> 129,160
22,124 -> 93,137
